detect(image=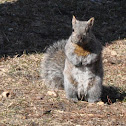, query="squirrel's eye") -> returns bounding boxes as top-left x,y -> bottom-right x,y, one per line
72,29 -> 74,32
